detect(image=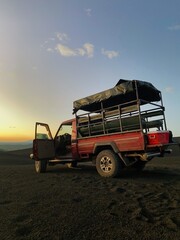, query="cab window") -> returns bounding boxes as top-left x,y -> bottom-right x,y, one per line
55,123 -> 72,154
56,123 -> 72,137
